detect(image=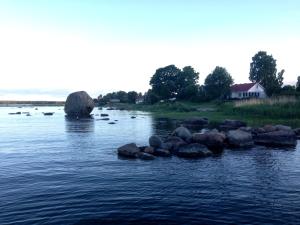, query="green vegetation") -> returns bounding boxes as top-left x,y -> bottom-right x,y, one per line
110,97 -> 300,128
